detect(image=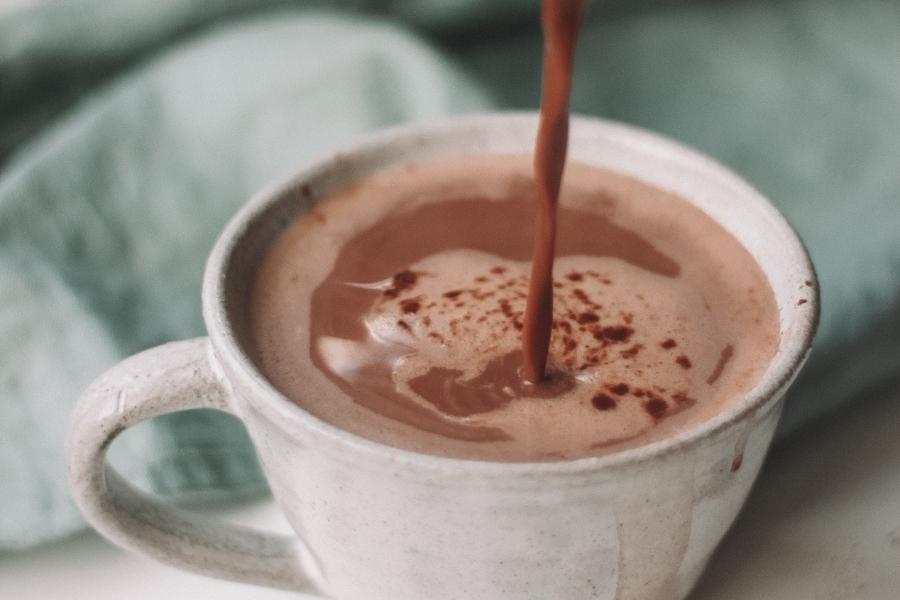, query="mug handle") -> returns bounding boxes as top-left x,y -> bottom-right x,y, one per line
67,337 -> 326,595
